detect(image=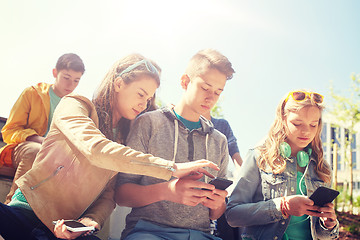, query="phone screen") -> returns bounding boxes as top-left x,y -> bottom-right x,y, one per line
309,186 -> 339,207
53,220 -> 96,233
209,177 -> 233,190
64,220 -> 87,228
